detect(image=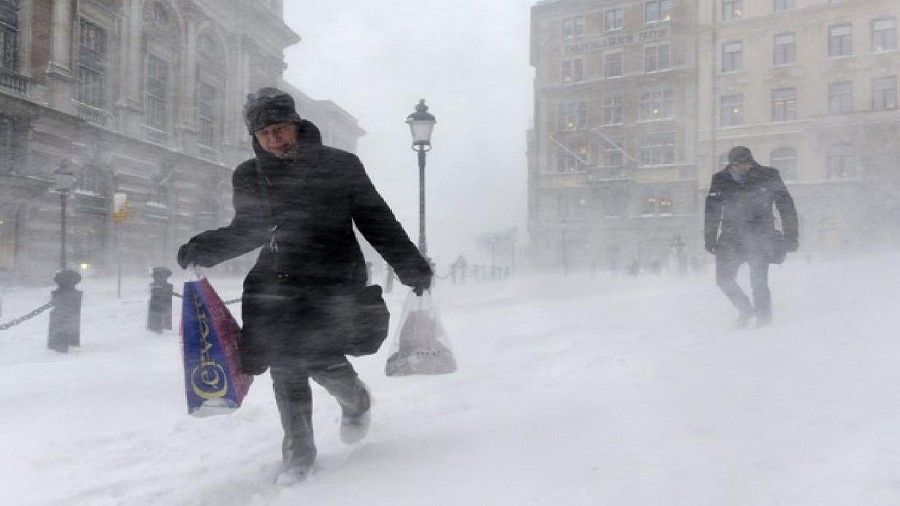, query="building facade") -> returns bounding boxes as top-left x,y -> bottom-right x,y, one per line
697,0 -> 900,254
529,0 -> 701,274
530,0 -> 900,273
0,0 -> 364,283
